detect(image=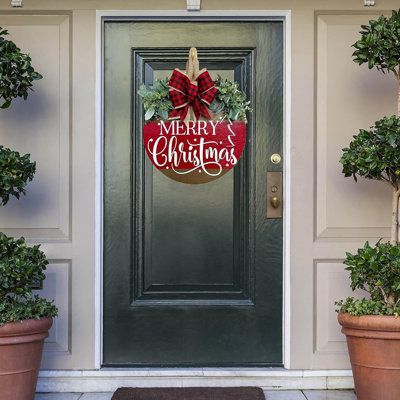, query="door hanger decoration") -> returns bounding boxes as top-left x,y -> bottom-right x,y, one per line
138,48 -> 252,184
